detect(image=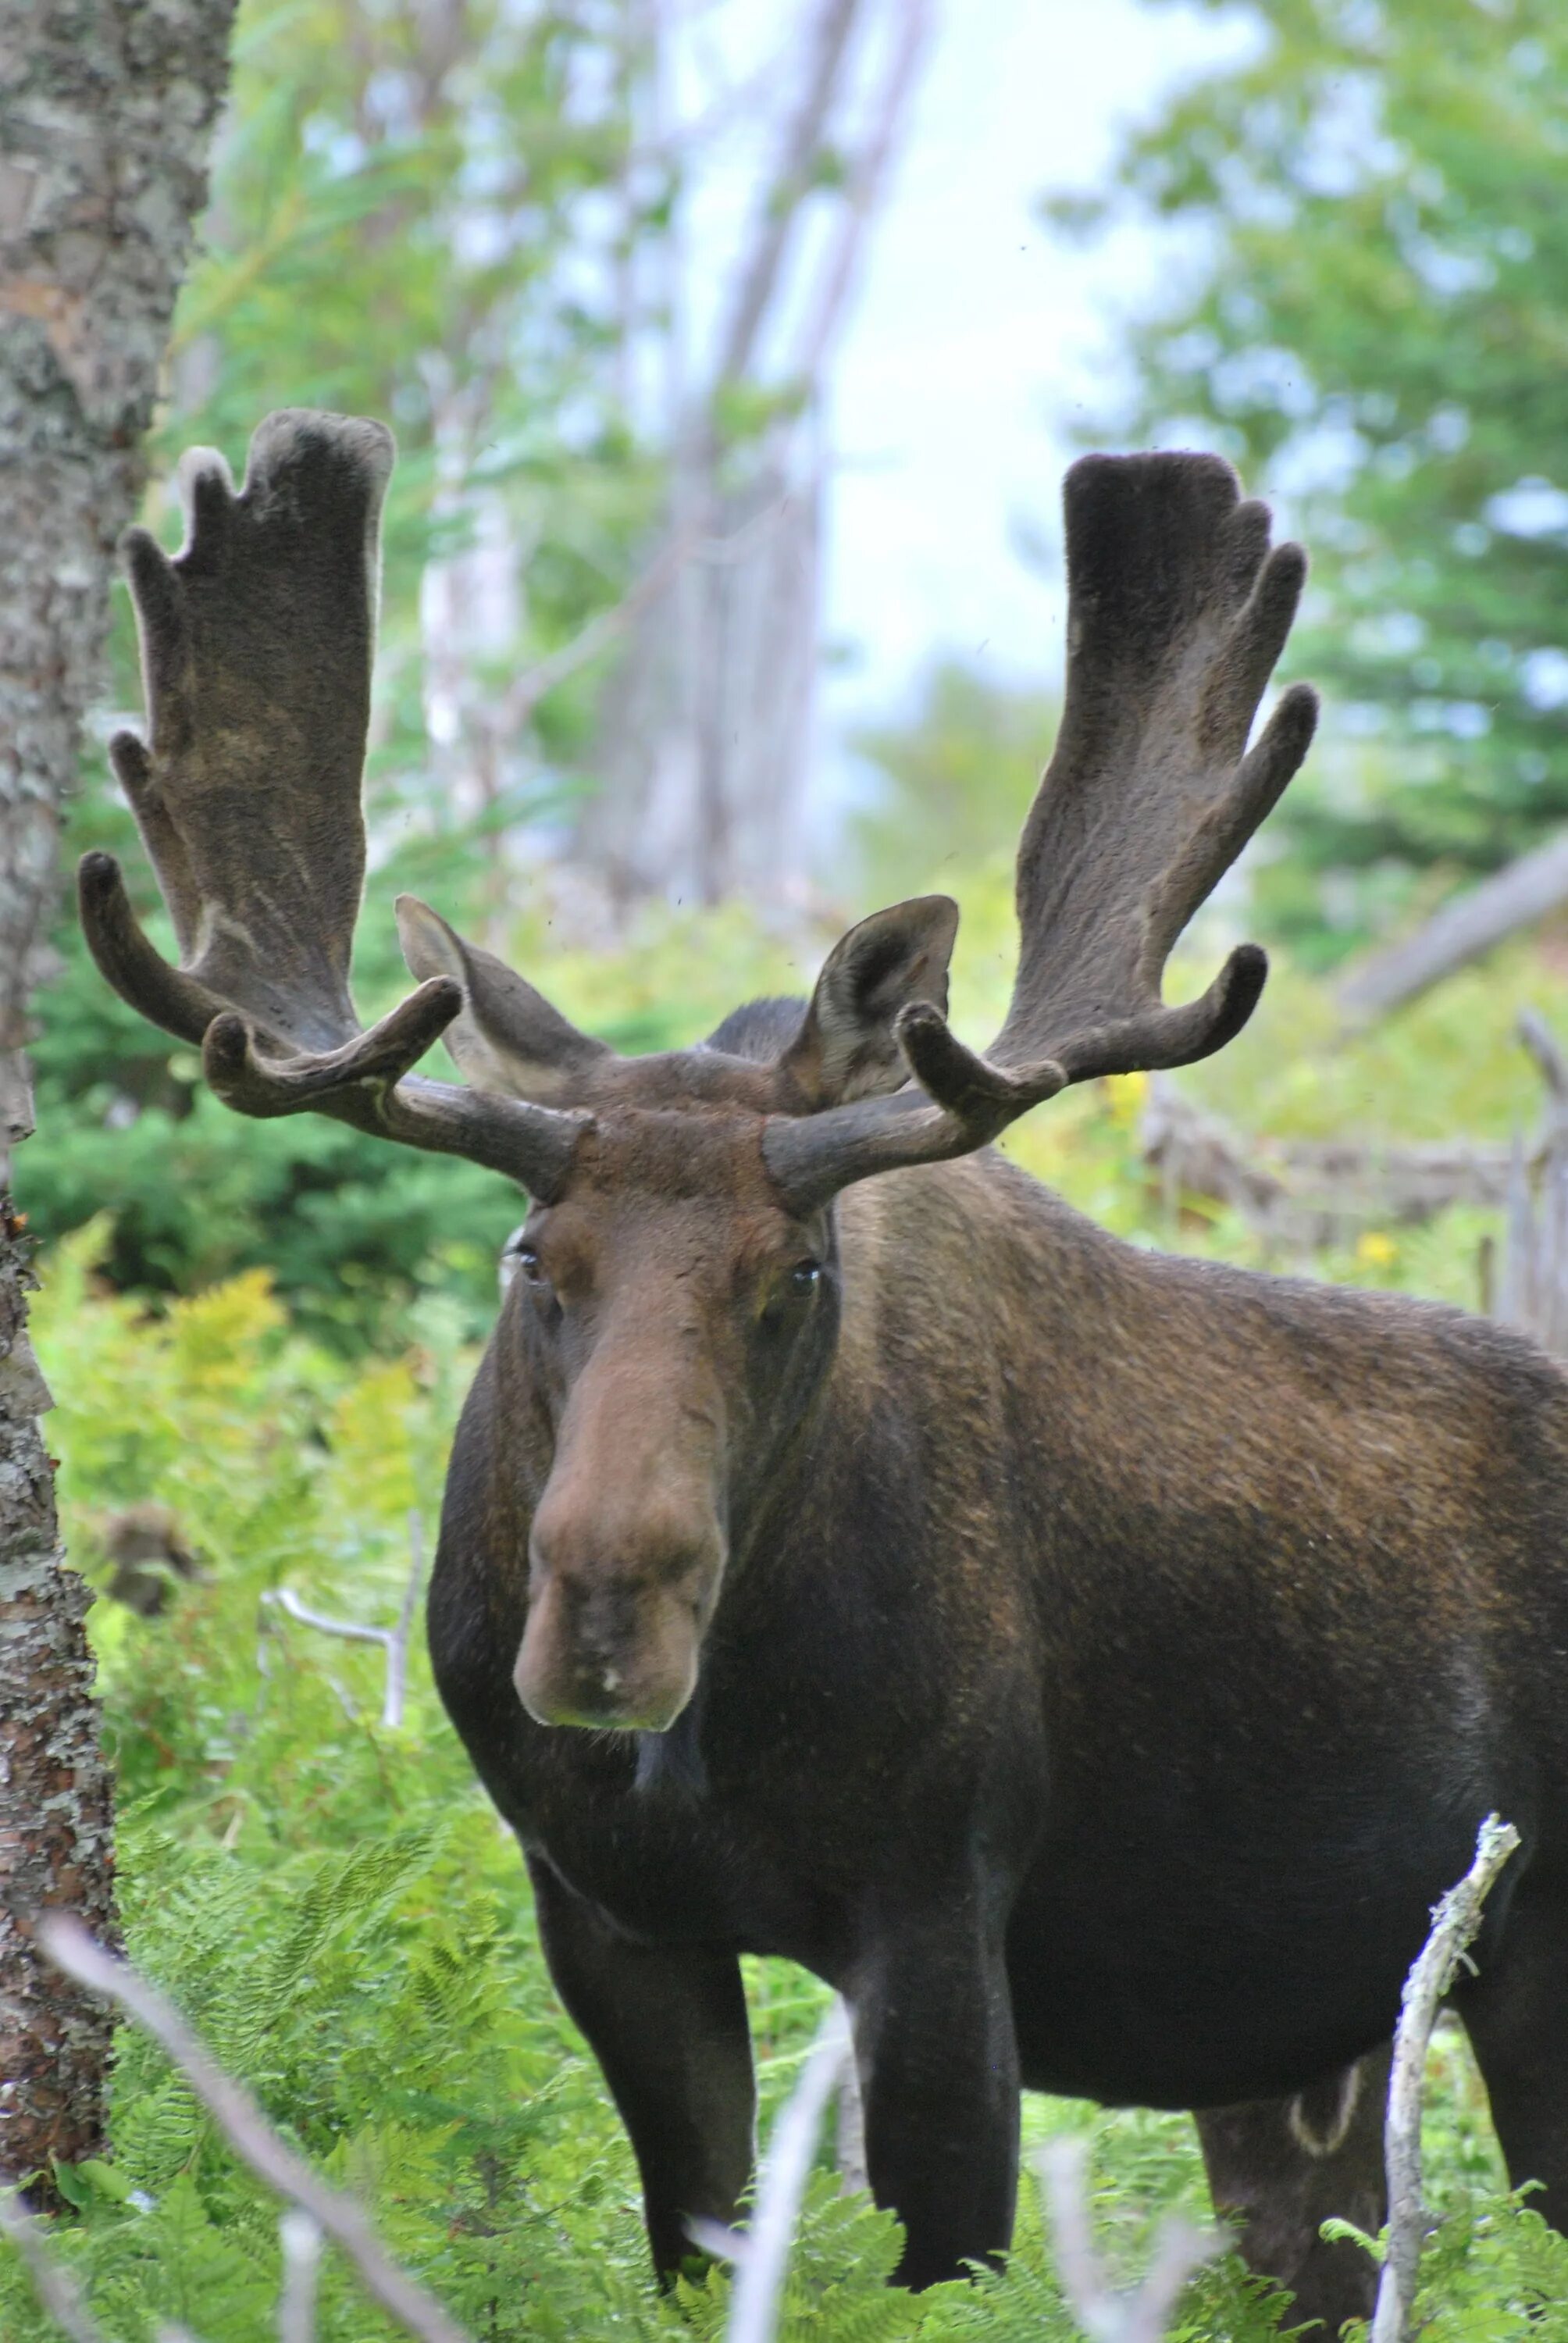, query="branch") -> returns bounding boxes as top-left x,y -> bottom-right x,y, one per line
496,530 -> 695,734
0,2190 -> 119,2343
711,0 -> 869,393
1338,832 -> 1568,1022
1036,2136 -> 1221,2343
1370,1813 -> 1521,2343
37,1919 -> 473,2343
262,1512 -> 426,1731
688,1999 -> 853,2343
277,2210 -> 323,2343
